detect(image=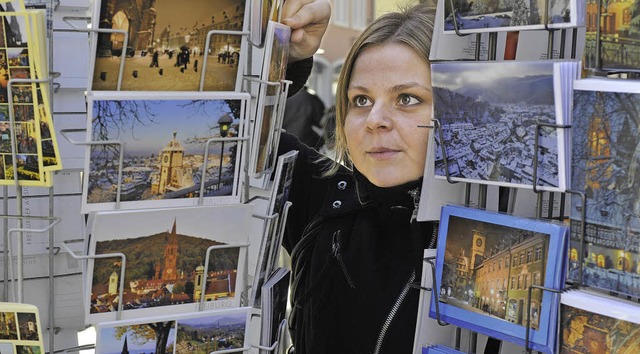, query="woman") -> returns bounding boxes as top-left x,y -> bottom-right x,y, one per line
280,3 -> 438,354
